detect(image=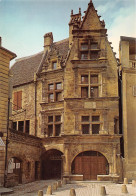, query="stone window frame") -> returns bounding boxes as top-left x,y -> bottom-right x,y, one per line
81,114 -> 102,135
80,72 -> 101,98
48,82 -> 63,103
12,120 -> 30,134
79,40 -> 100,60
52,60 -> 57,70
47,114 -> 62,137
